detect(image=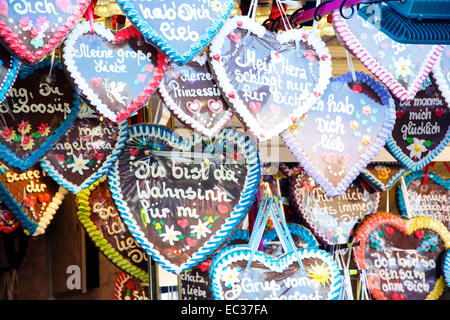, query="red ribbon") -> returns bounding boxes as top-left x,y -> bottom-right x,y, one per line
83,1 -> 96,35
422,162 -> 435,185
